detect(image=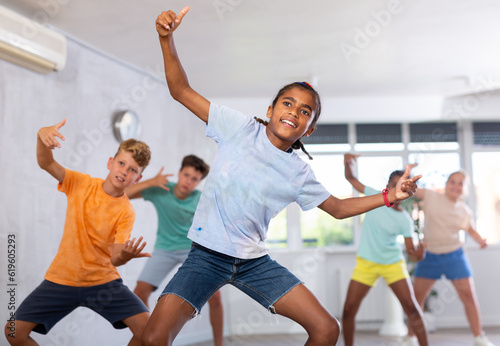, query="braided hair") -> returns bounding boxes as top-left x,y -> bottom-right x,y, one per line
254,82 -> 321,160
